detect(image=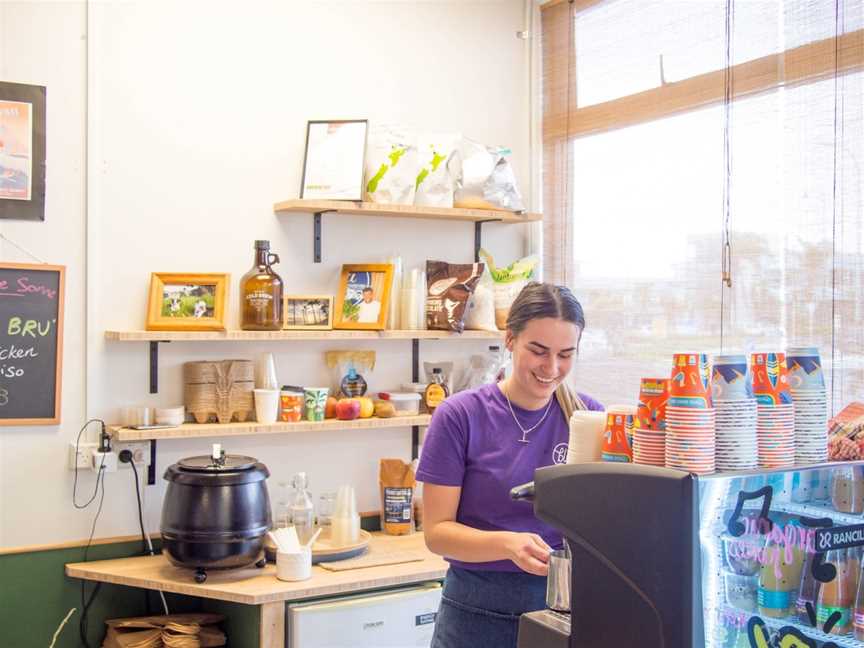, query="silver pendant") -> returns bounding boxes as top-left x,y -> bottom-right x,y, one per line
518,431 -> 530,444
